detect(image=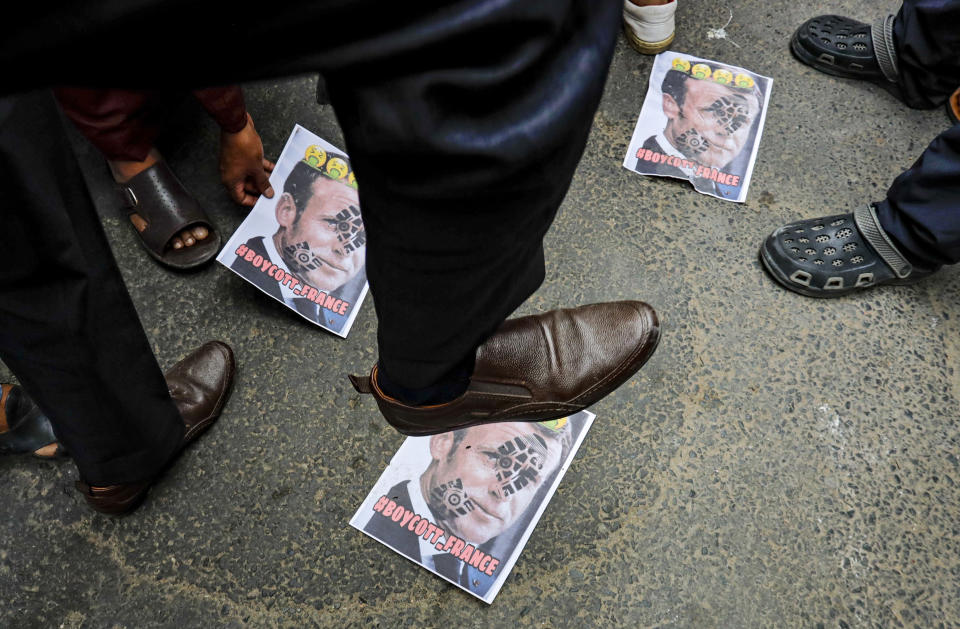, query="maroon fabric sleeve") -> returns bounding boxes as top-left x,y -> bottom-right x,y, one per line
192,86 -> 248,133
54,88 -> 163,162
